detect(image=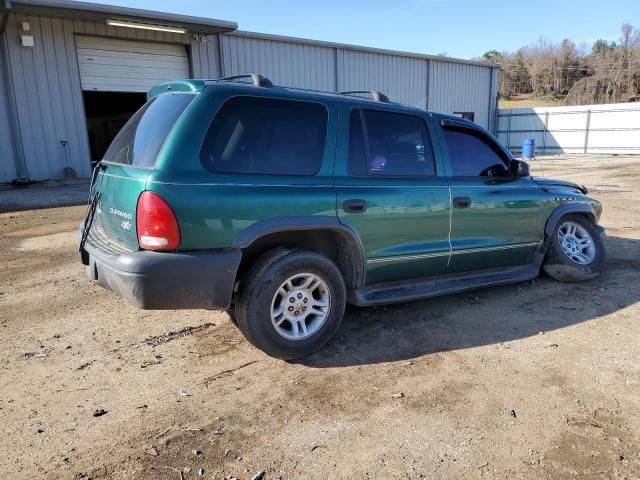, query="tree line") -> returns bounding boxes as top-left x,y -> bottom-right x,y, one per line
481,23 -> 640,105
